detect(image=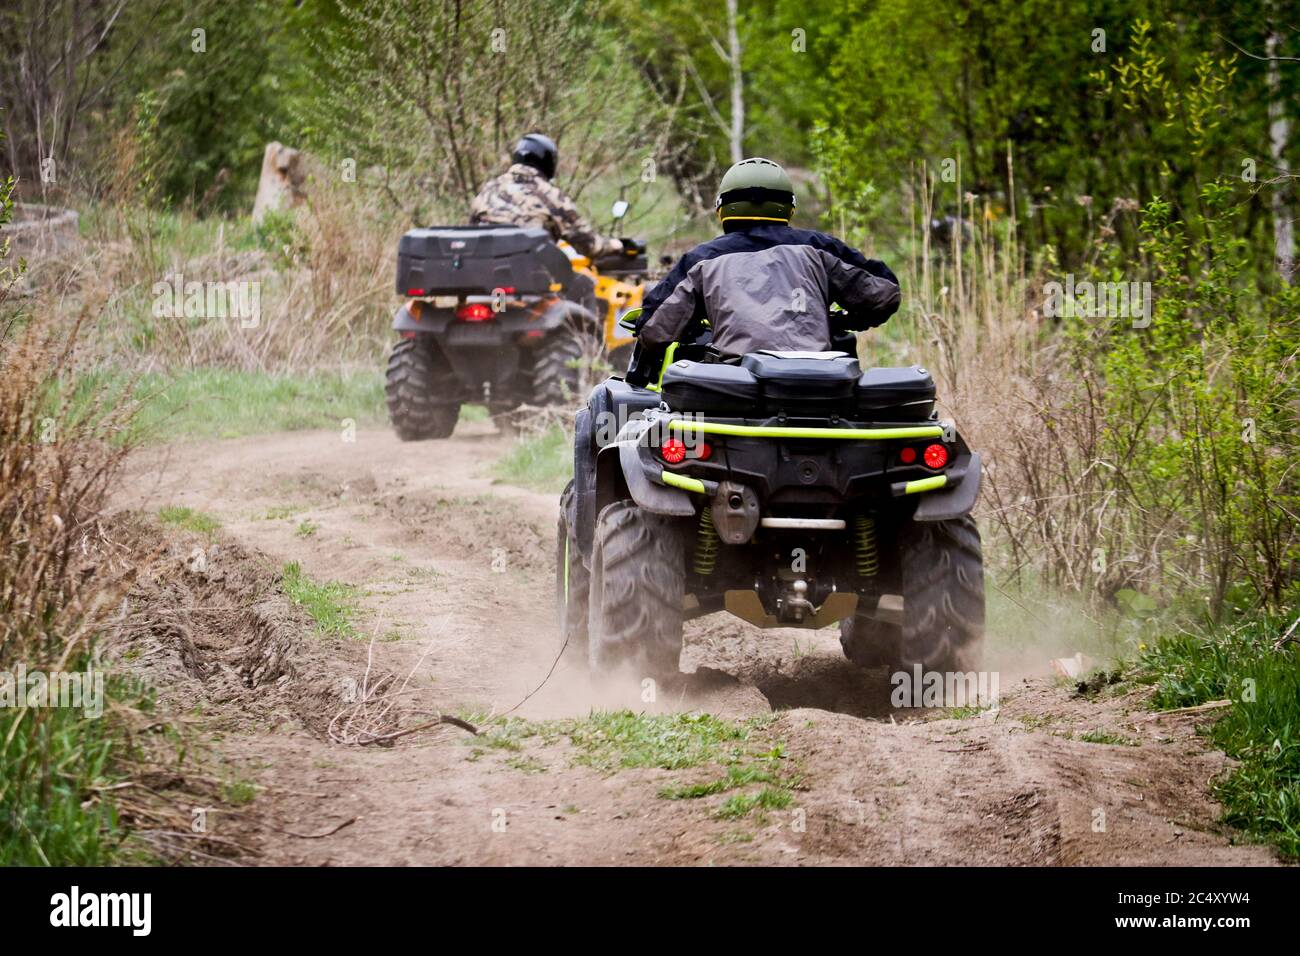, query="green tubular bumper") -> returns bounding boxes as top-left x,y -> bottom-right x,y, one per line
660,470 -> 707,494
666,419 -> 945,441
902,475 -> 947,494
